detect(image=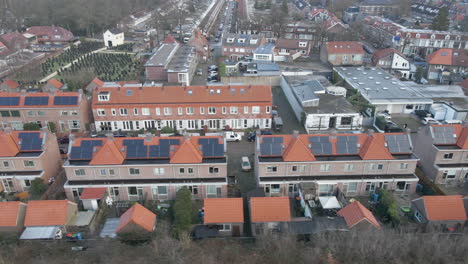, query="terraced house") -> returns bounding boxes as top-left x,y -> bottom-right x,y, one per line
0,129 -> 62,193
254,130 -> 419,197
0,90 -> 90,133
63,134 -> 228,201
92,82 -> 272,131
